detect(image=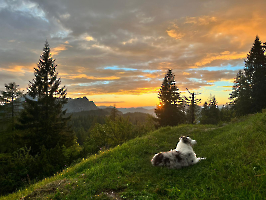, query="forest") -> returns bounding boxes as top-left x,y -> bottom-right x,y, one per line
1,36 -> 266,195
